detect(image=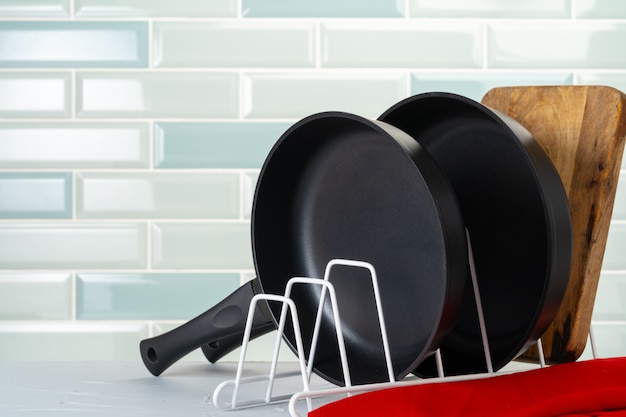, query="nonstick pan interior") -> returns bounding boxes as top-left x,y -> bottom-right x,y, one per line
251,112 -> 468,385
379,93 -> 573,376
